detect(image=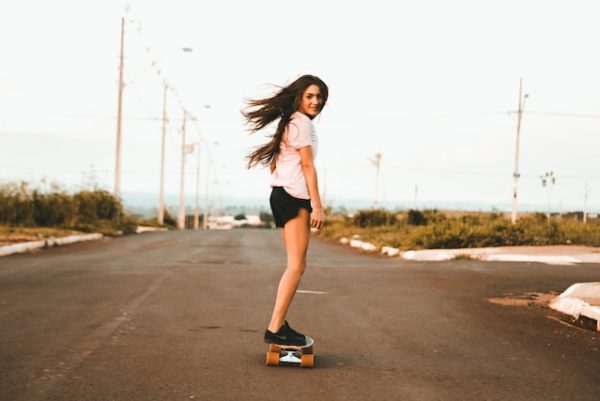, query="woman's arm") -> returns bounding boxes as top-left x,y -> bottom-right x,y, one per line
299,146 -> 325,229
